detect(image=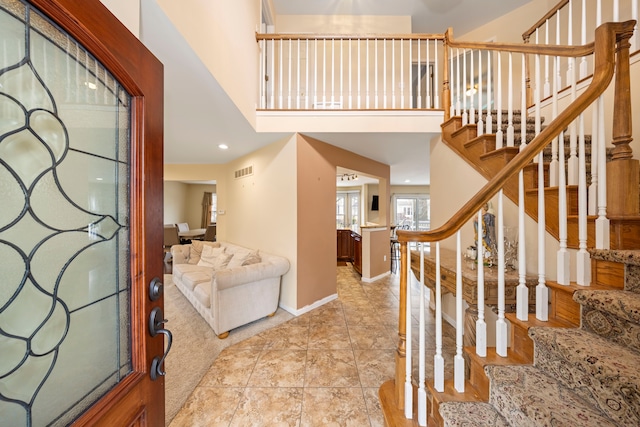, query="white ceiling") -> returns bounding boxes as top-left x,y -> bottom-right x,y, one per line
140,0 -> 530,186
